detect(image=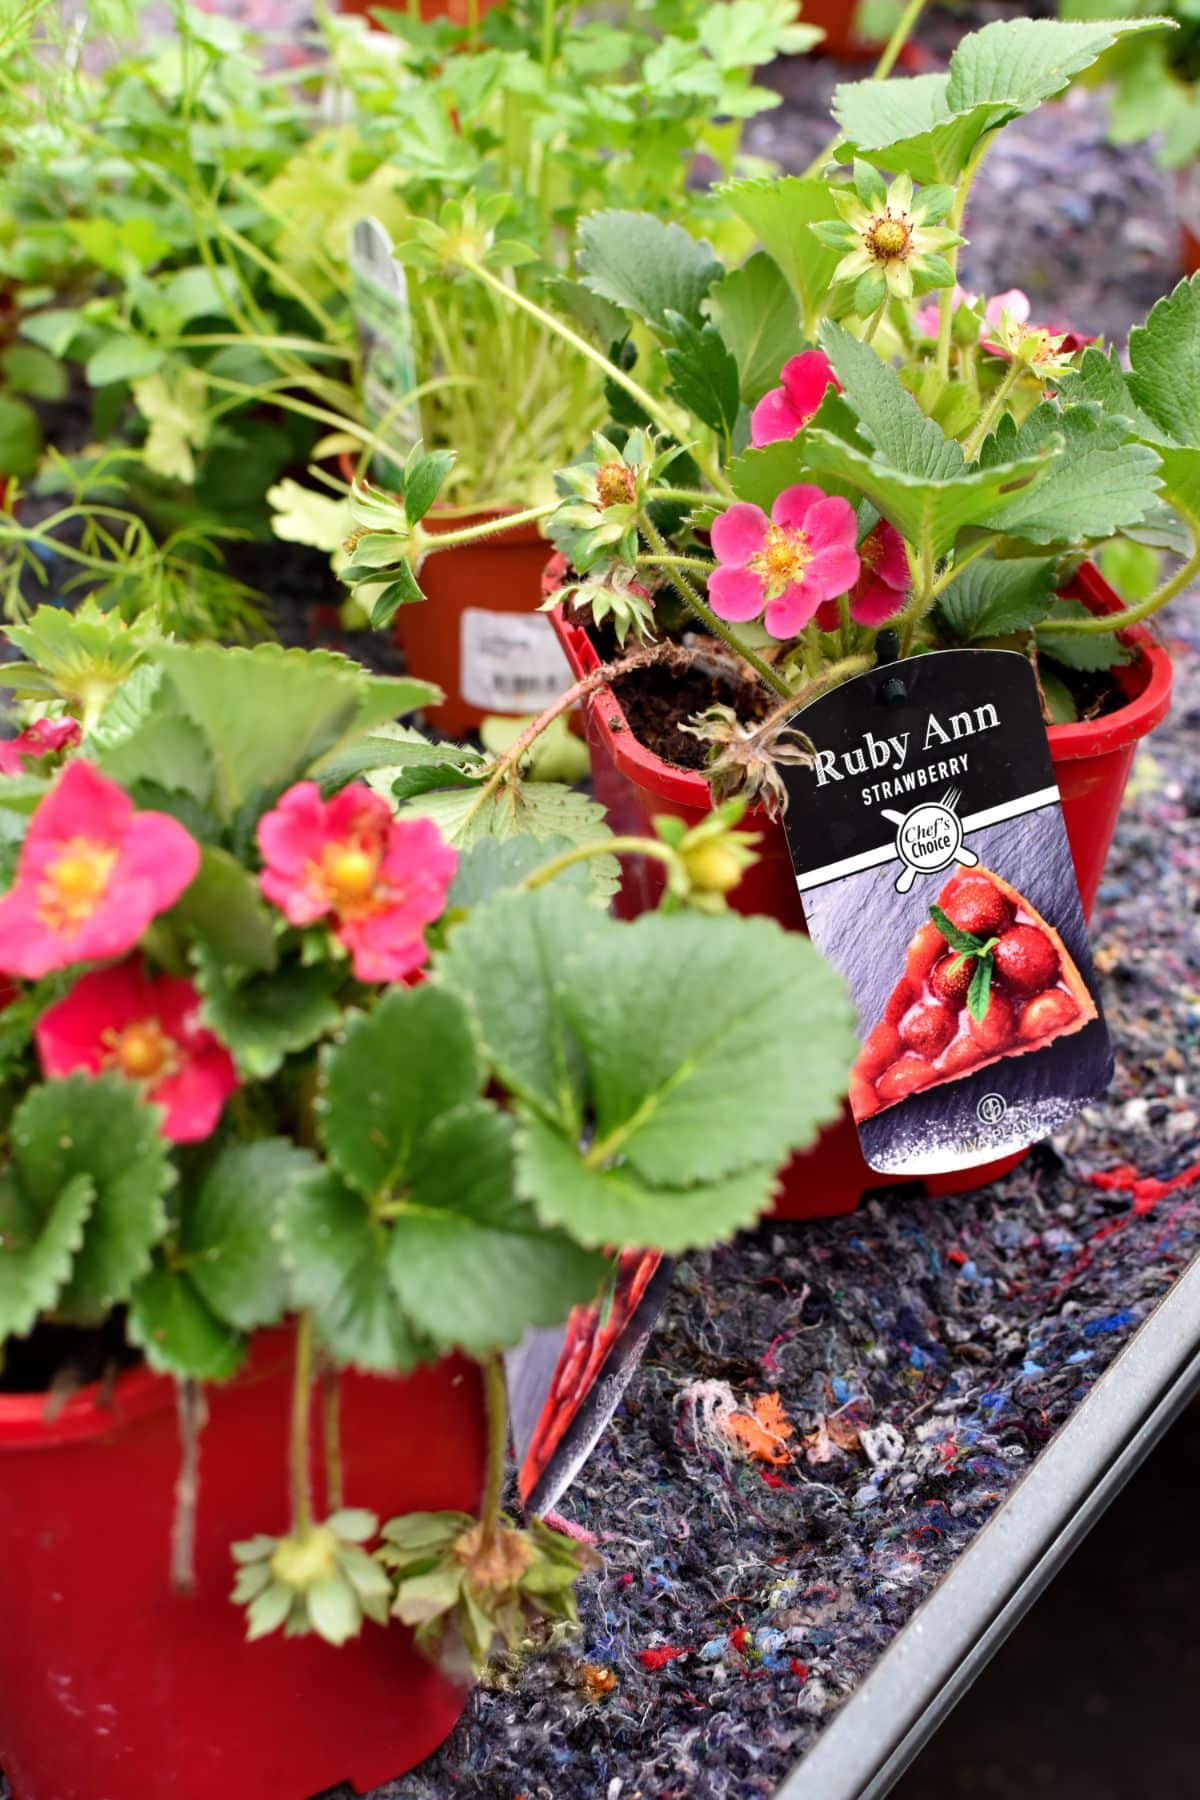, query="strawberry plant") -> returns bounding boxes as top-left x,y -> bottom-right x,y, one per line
342,13 -> 1199,767
0,609 -> 857,1671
